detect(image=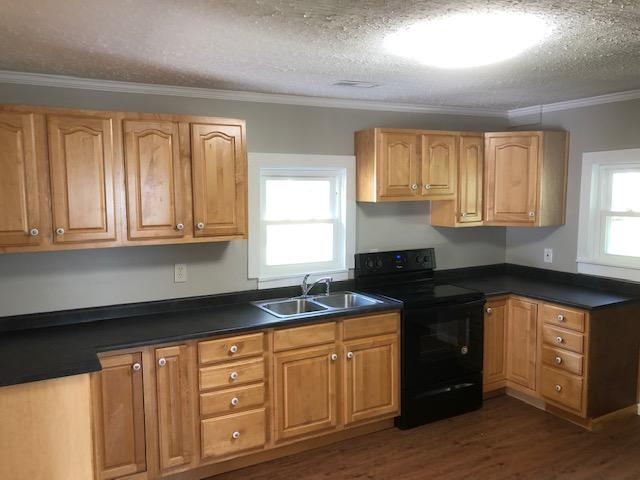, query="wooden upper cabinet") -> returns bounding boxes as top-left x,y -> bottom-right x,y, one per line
0,112 -> 43,247
123,120 -> 187,240
343,334 -> 399,425
47,114 -> 118,243
91,353 -> 146,480
484,131 -> 568,227
506,298 -> 538,392
191,122 -> 247,238
379,131 -> 421,198
273,344 -> 338,442
421,134 -> 456,199
155,345 -> 196,473
483,298 -> 507,392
